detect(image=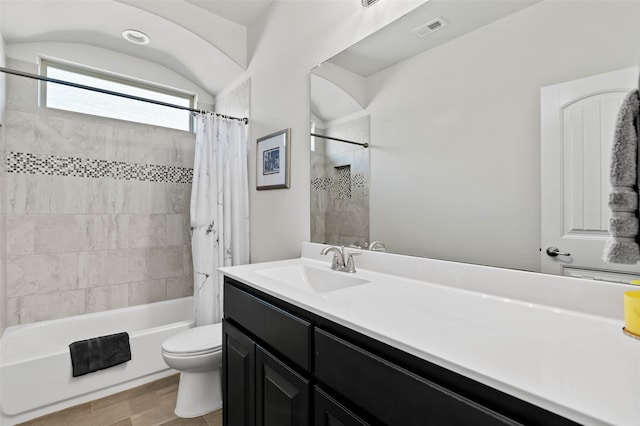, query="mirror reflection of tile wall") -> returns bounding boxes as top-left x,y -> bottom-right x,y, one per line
310,115 -> 369,248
